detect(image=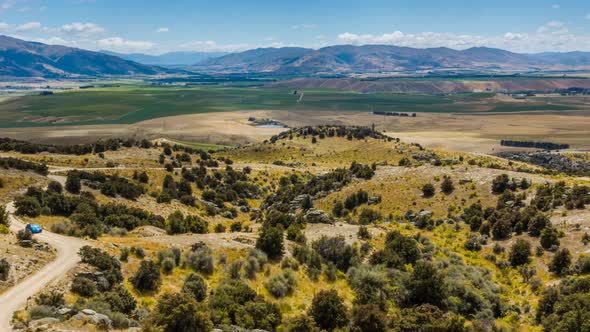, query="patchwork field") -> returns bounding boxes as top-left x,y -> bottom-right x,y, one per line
0,86 -> 587,128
